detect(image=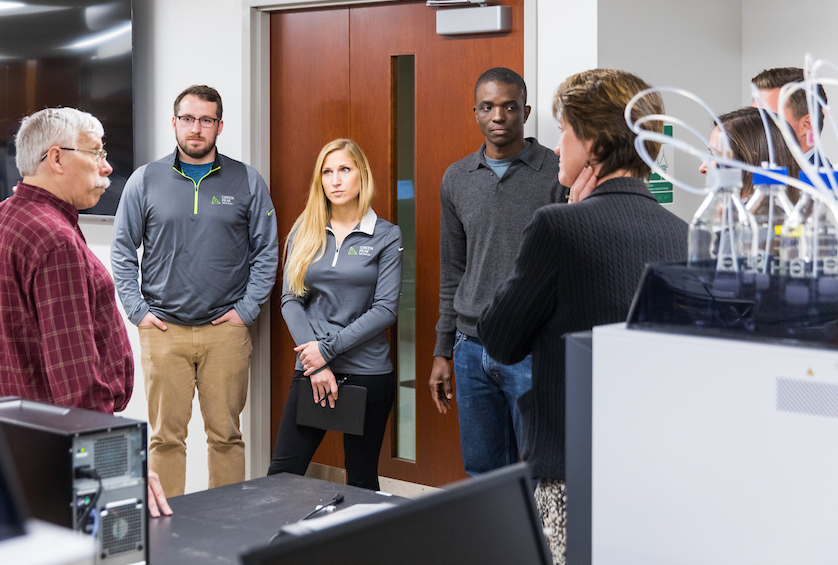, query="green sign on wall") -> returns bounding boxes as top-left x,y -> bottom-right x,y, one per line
647,125 -> 673,204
